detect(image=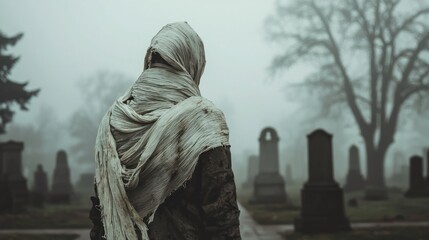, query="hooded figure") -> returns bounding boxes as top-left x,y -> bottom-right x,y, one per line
90,22 -> 241,239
